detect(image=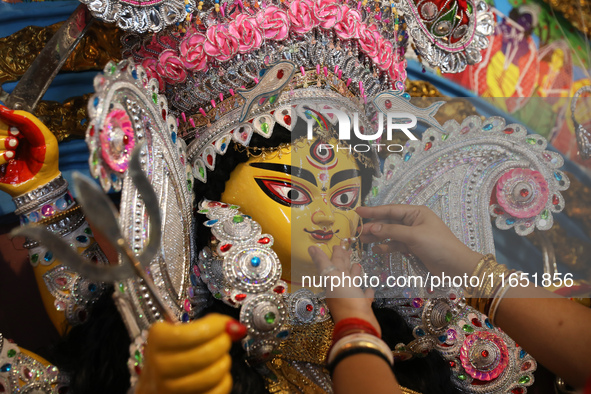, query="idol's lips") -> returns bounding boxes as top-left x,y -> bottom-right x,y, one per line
304,228 -> 339,241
